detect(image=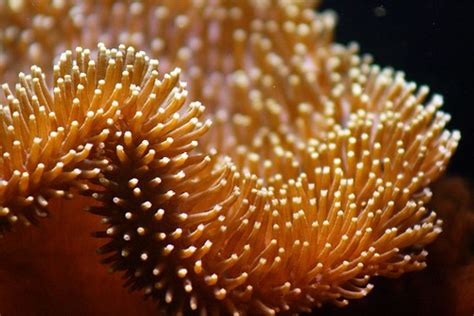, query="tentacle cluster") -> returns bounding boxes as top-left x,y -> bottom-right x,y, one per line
0,0 -> 462,315
0,44 -> 128,232
84,46 -> 241,314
